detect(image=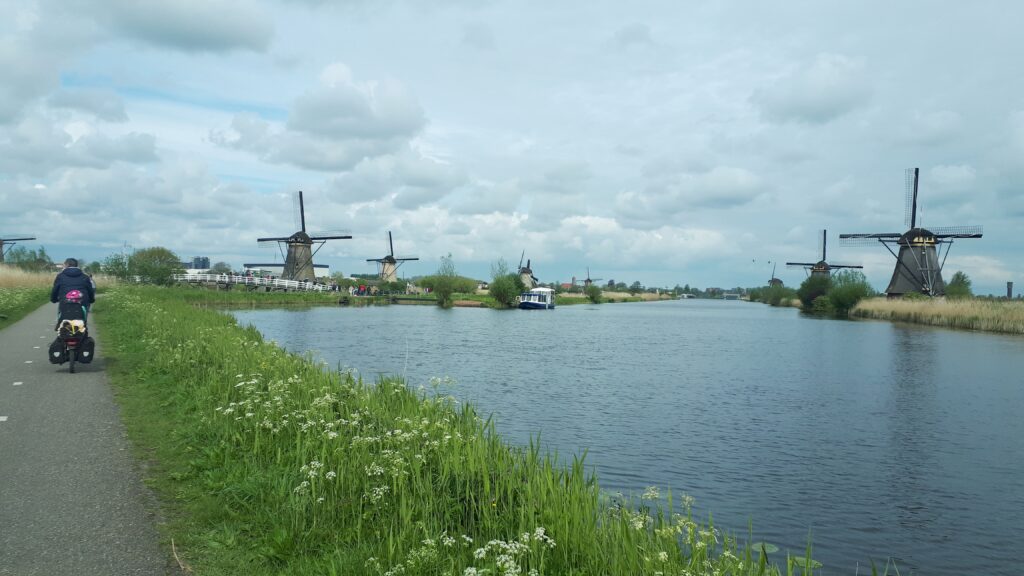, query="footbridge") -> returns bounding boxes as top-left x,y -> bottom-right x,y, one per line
173,273 -> 331,292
